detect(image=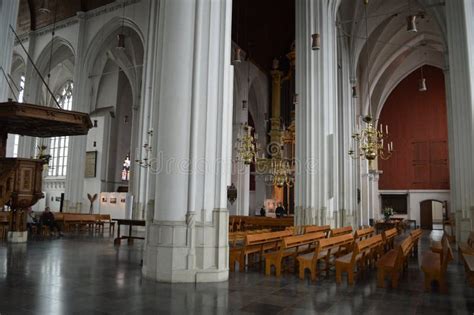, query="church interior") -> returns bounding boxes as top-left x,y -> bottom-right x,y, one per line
0,0 -> 474,313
